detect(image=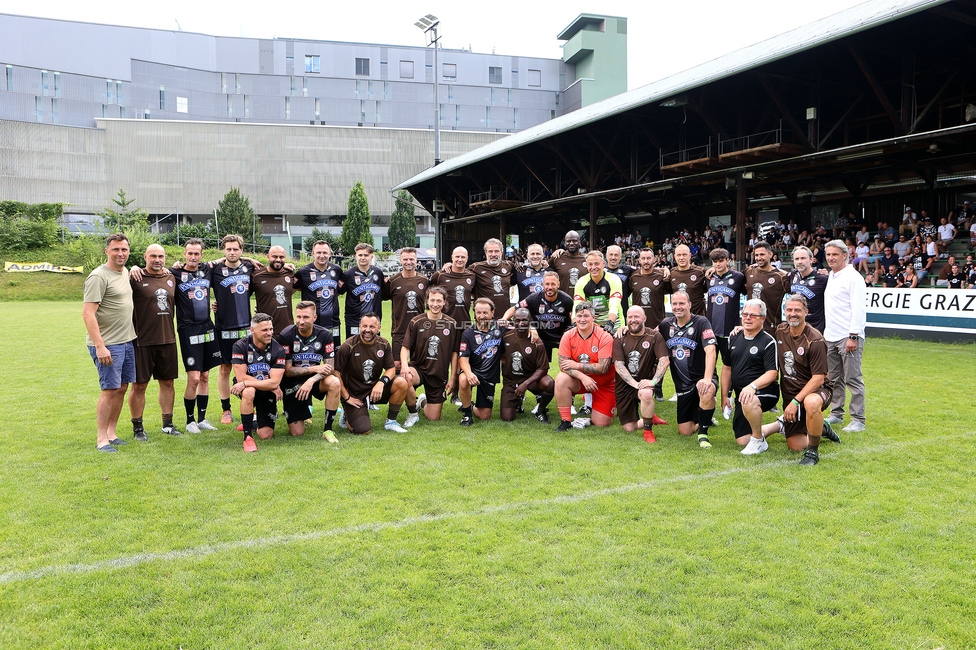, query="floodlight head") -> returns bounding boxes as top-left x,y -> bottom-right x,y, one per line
414,20 -> 428,29
425,14 -> 438,22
